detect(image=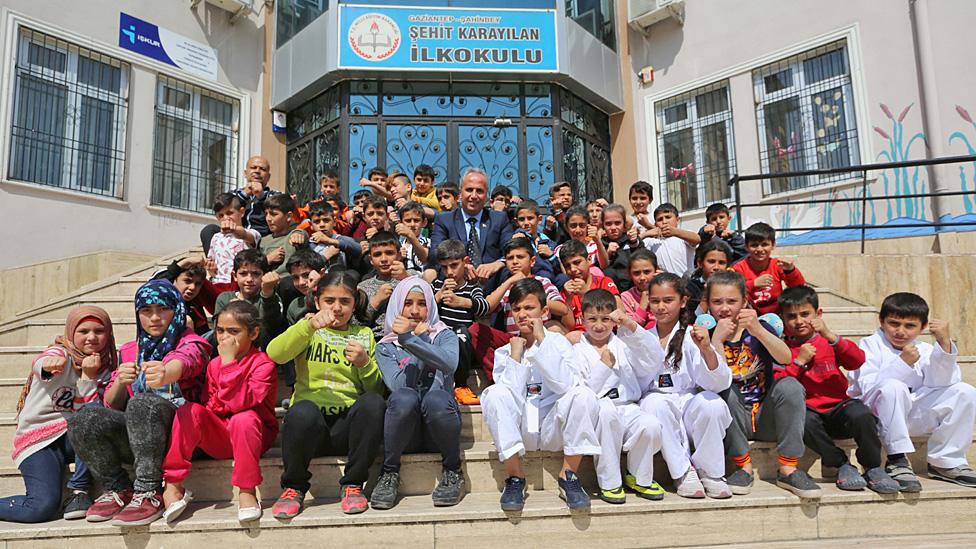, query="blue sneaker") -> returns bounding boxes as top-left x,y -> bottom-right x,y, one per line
557,470 -> 590,511
500,476 -> 526,511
